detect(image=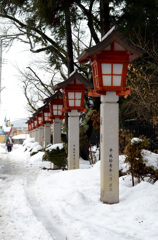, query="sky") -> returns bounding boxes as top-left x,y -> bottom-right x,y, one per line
0,41 -> 31,124
0,40 -> 62,126
0,139 -> 158,239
